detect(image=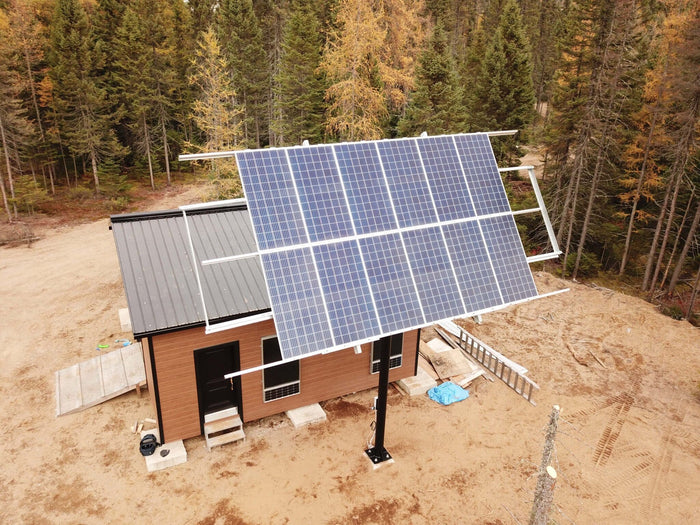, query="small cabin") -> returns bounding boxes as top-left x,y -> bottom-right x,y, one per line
111,203 -> 419,443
